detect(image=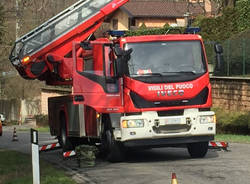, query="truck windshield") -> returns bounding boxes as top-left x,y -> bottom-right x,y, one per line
124,41 -> 206,76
